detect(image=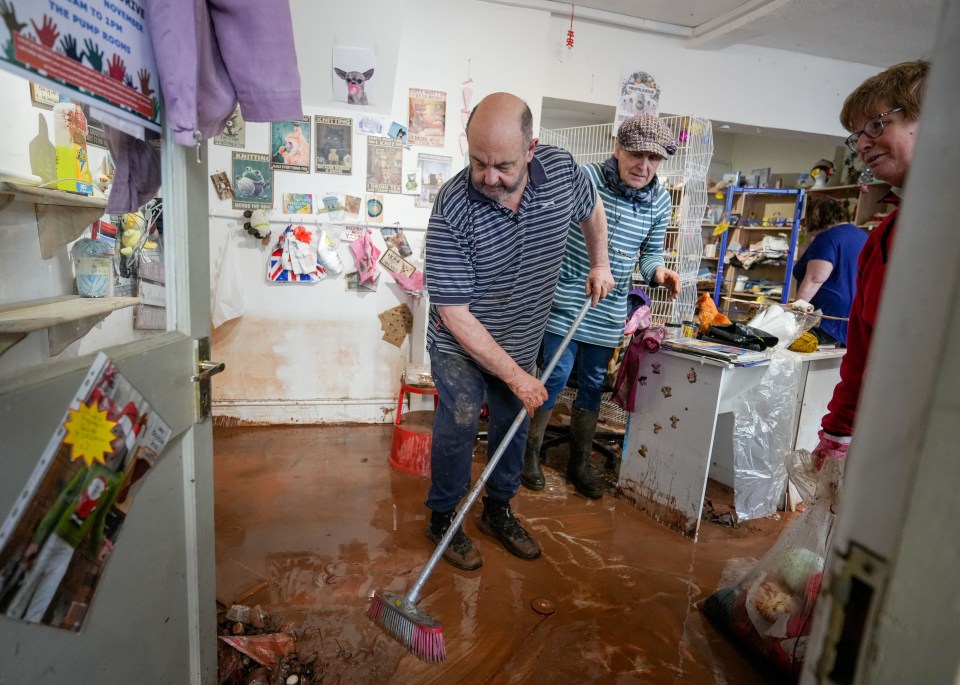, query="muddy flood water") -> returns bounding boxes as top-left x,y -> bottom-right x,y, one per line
214,424 -> 789,684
